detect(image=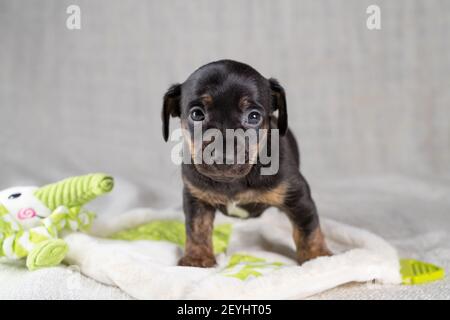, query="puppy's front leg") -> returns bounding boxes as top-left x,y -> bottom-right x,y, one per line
178,188 -> 217,268
283,176 -> 332,265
